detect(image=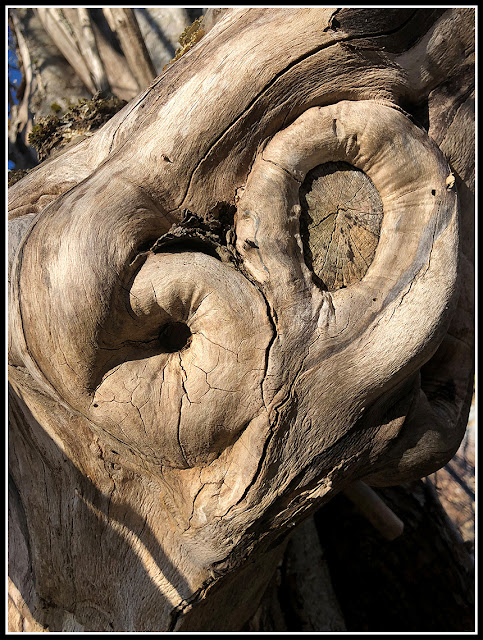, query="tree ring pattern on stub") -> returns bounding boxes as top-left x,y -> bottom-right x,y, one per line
299,161 -> 383,291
